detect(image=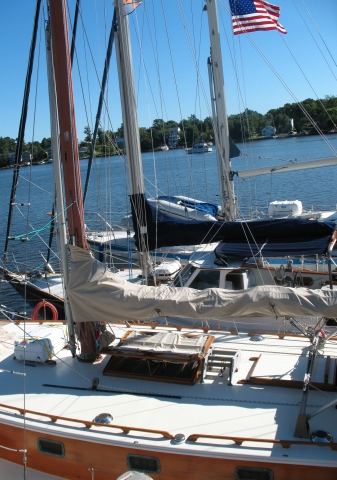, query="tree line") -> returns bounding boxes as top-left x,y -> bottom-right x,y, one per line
1,96 -> 336,167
